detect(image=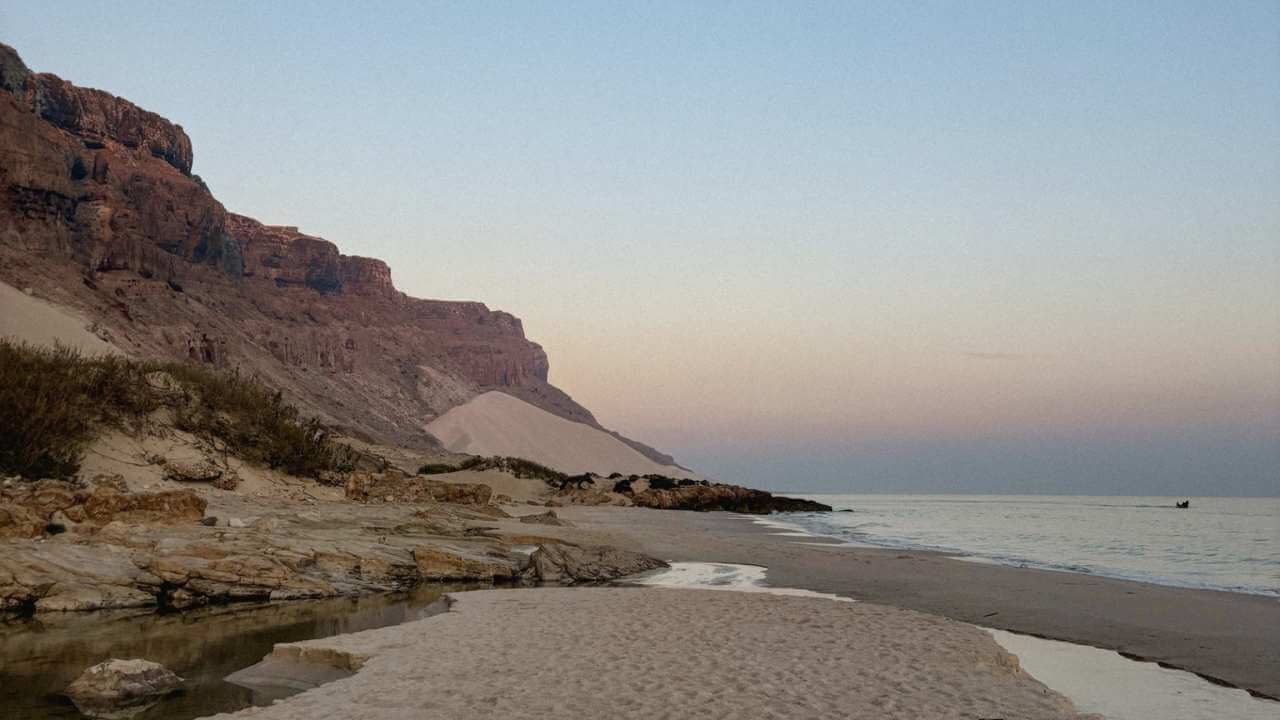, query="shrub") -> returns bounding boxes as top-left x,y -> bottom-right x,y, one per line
0,339 -> 355,479
0,342 -> 152,478
417,463 -> 458,475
